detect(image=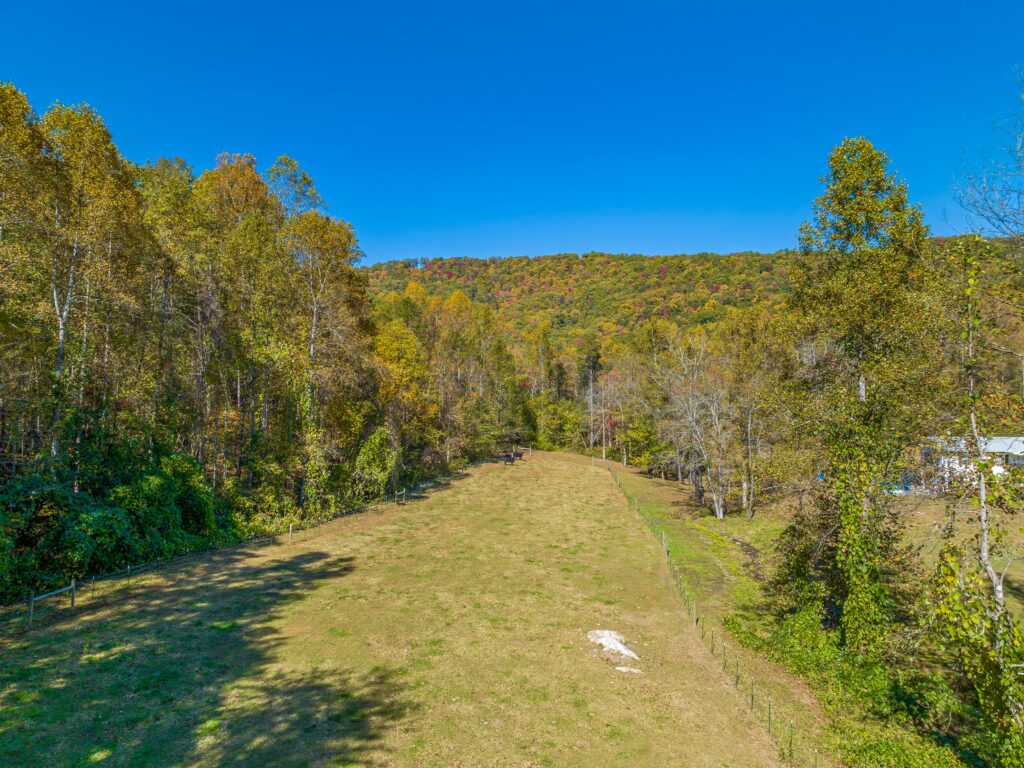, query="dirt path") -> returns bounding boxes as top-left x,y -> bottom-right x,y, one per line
0,452 -> 781,767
